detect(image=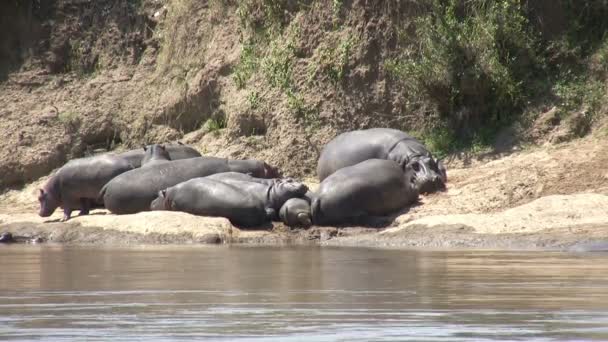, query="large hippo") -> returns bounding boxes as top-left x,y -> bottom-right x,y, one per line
279,198 -> 312,227
150,178 -> 269,227
311,159 -> 418,225
116,142 -> 201,168
205,172 -> 308,219
38,154 -> 134,221
317,128 -> 446,193
141,144 -> 171,168
101,157 -> 281,214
